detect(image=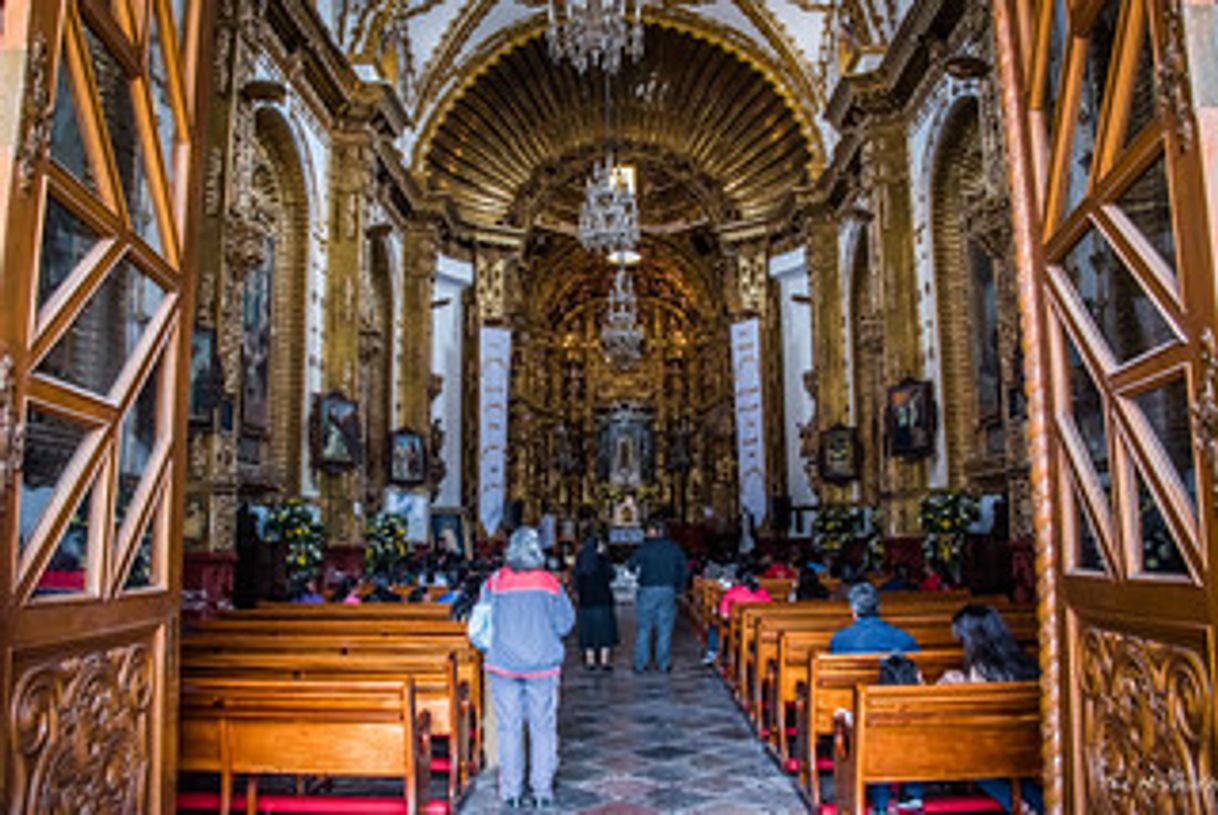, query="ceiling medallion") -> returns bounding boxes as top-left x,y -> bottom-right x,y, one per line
547,0 -> 645,75
602,263 -> 644,370
579,155 -> 640,256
